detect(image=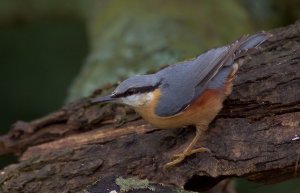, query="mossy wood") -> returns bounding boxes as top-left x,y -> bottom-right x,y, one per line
0,22 -> 300,193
